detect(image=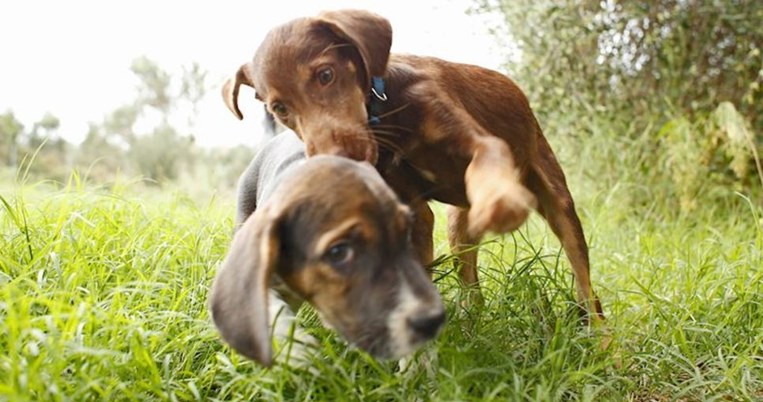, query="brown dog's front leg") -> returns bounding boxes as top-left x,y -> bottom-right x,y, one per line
380,164 -> 435,270
447,205 -> 484,307
447,206 -> 479,285
464,135 -> 536,237
411,201 -> 435,271
413,85 -> 535,238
